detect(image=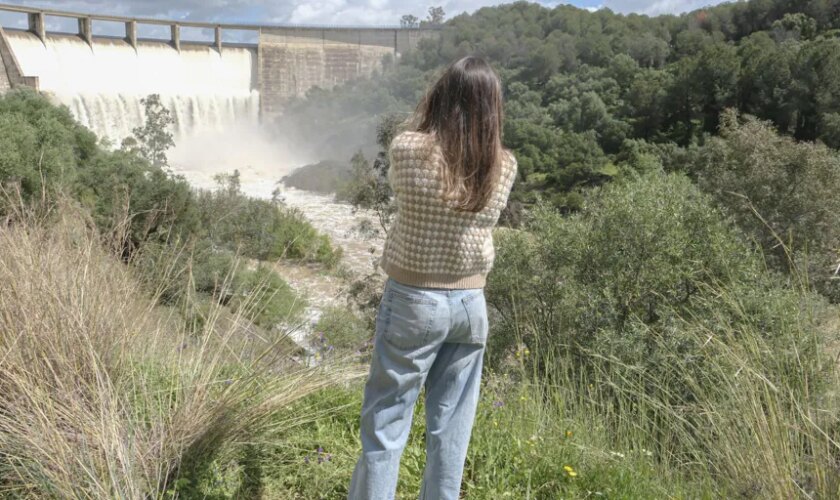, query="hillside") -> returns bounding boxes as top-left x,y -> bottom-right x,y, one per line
283,0 -> 840,301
